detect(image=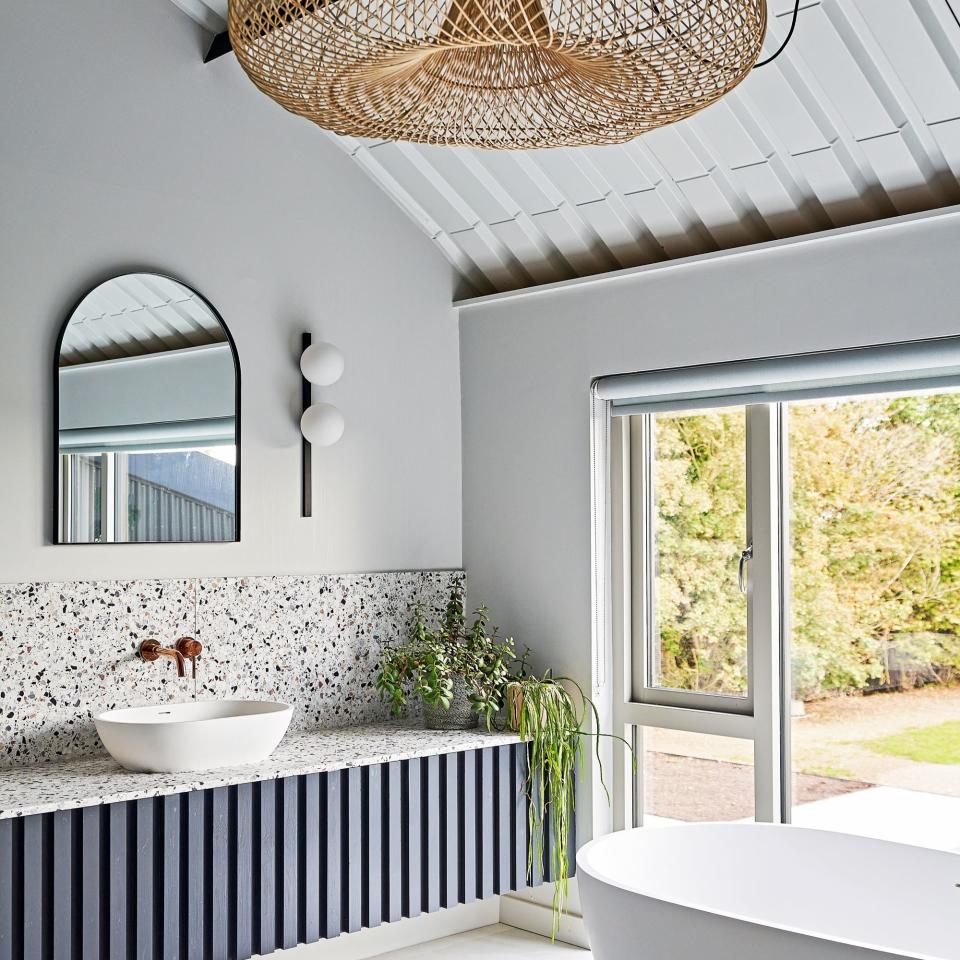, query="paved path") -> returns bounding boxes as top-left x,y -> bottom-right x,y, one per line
793,686 -> 960,796
649,686 -> 960,796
